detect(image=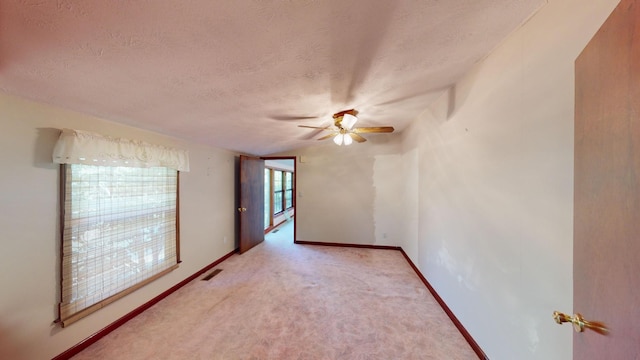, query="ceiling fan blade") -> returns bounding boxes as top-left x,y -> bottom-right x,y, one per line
352,126 -> 394,134
270,115 -> 320,121
317,133 -> 339,141
349,133 -> 367,143
298,125 -> 333,130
